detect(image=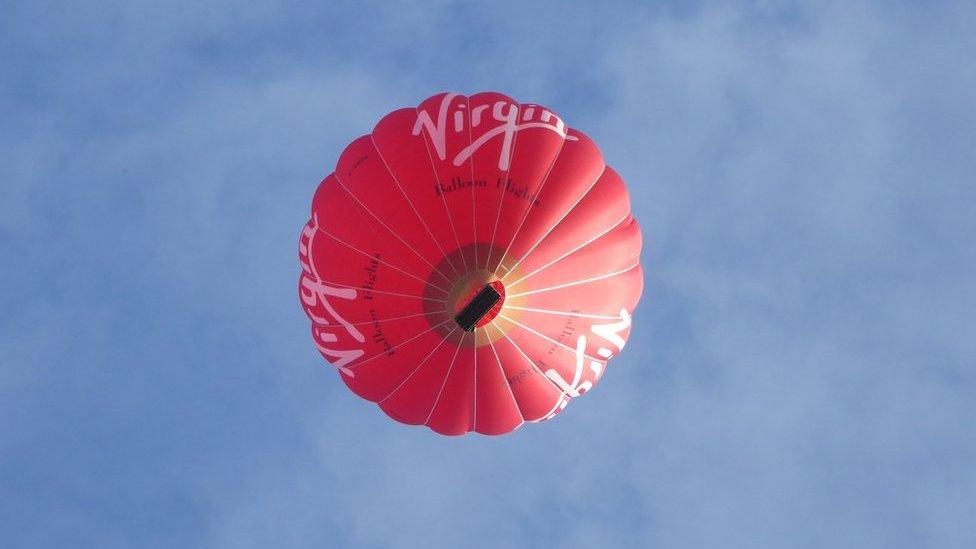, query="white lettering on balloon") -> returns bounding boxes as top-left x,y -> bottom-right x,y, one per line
541,309 -> 632,420
299,220 -> 366,377
412,93 -> 578,171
